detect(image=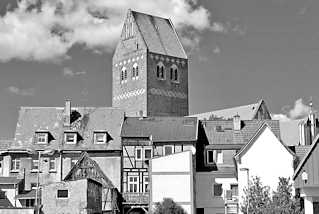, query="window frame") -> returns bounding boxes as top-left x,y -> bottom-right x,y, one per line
31,158 -> 39,172
213,183 -> 223,197
156,62 -> 165,80
94,132 -> 107,144
128,175 -> 139,193
143,176 -> 149,193
64,132 -> 77,144
11,158 -> 20,172
163,145 -> 174,156
170,64 -> 179,83
135,148 -> 142,161
36,132 -> 48,144
144,148 -> 152,160
57,189 -> 69,199
207,150 -> 214,164
49,157 -> 57,172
